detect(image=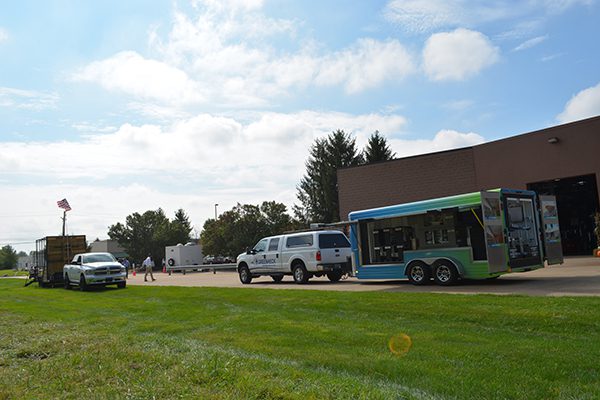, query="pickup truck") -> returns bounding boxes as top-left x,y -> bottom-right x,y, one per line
236,230 -> 352,284
63,252 -> 127,290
